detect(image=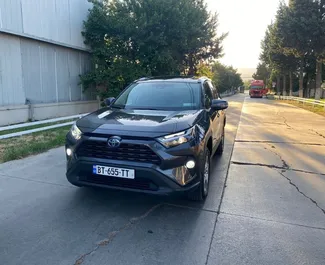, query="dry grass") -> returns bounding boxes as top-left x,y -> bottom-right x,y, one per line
0,126 -> 70,163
